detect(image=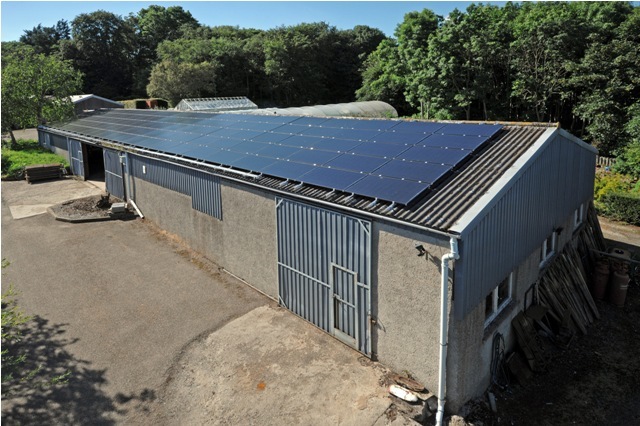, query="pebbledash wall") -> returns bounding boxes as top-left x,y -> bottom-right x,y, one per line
38,123 -> 597,413
127,156 -> 450,395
